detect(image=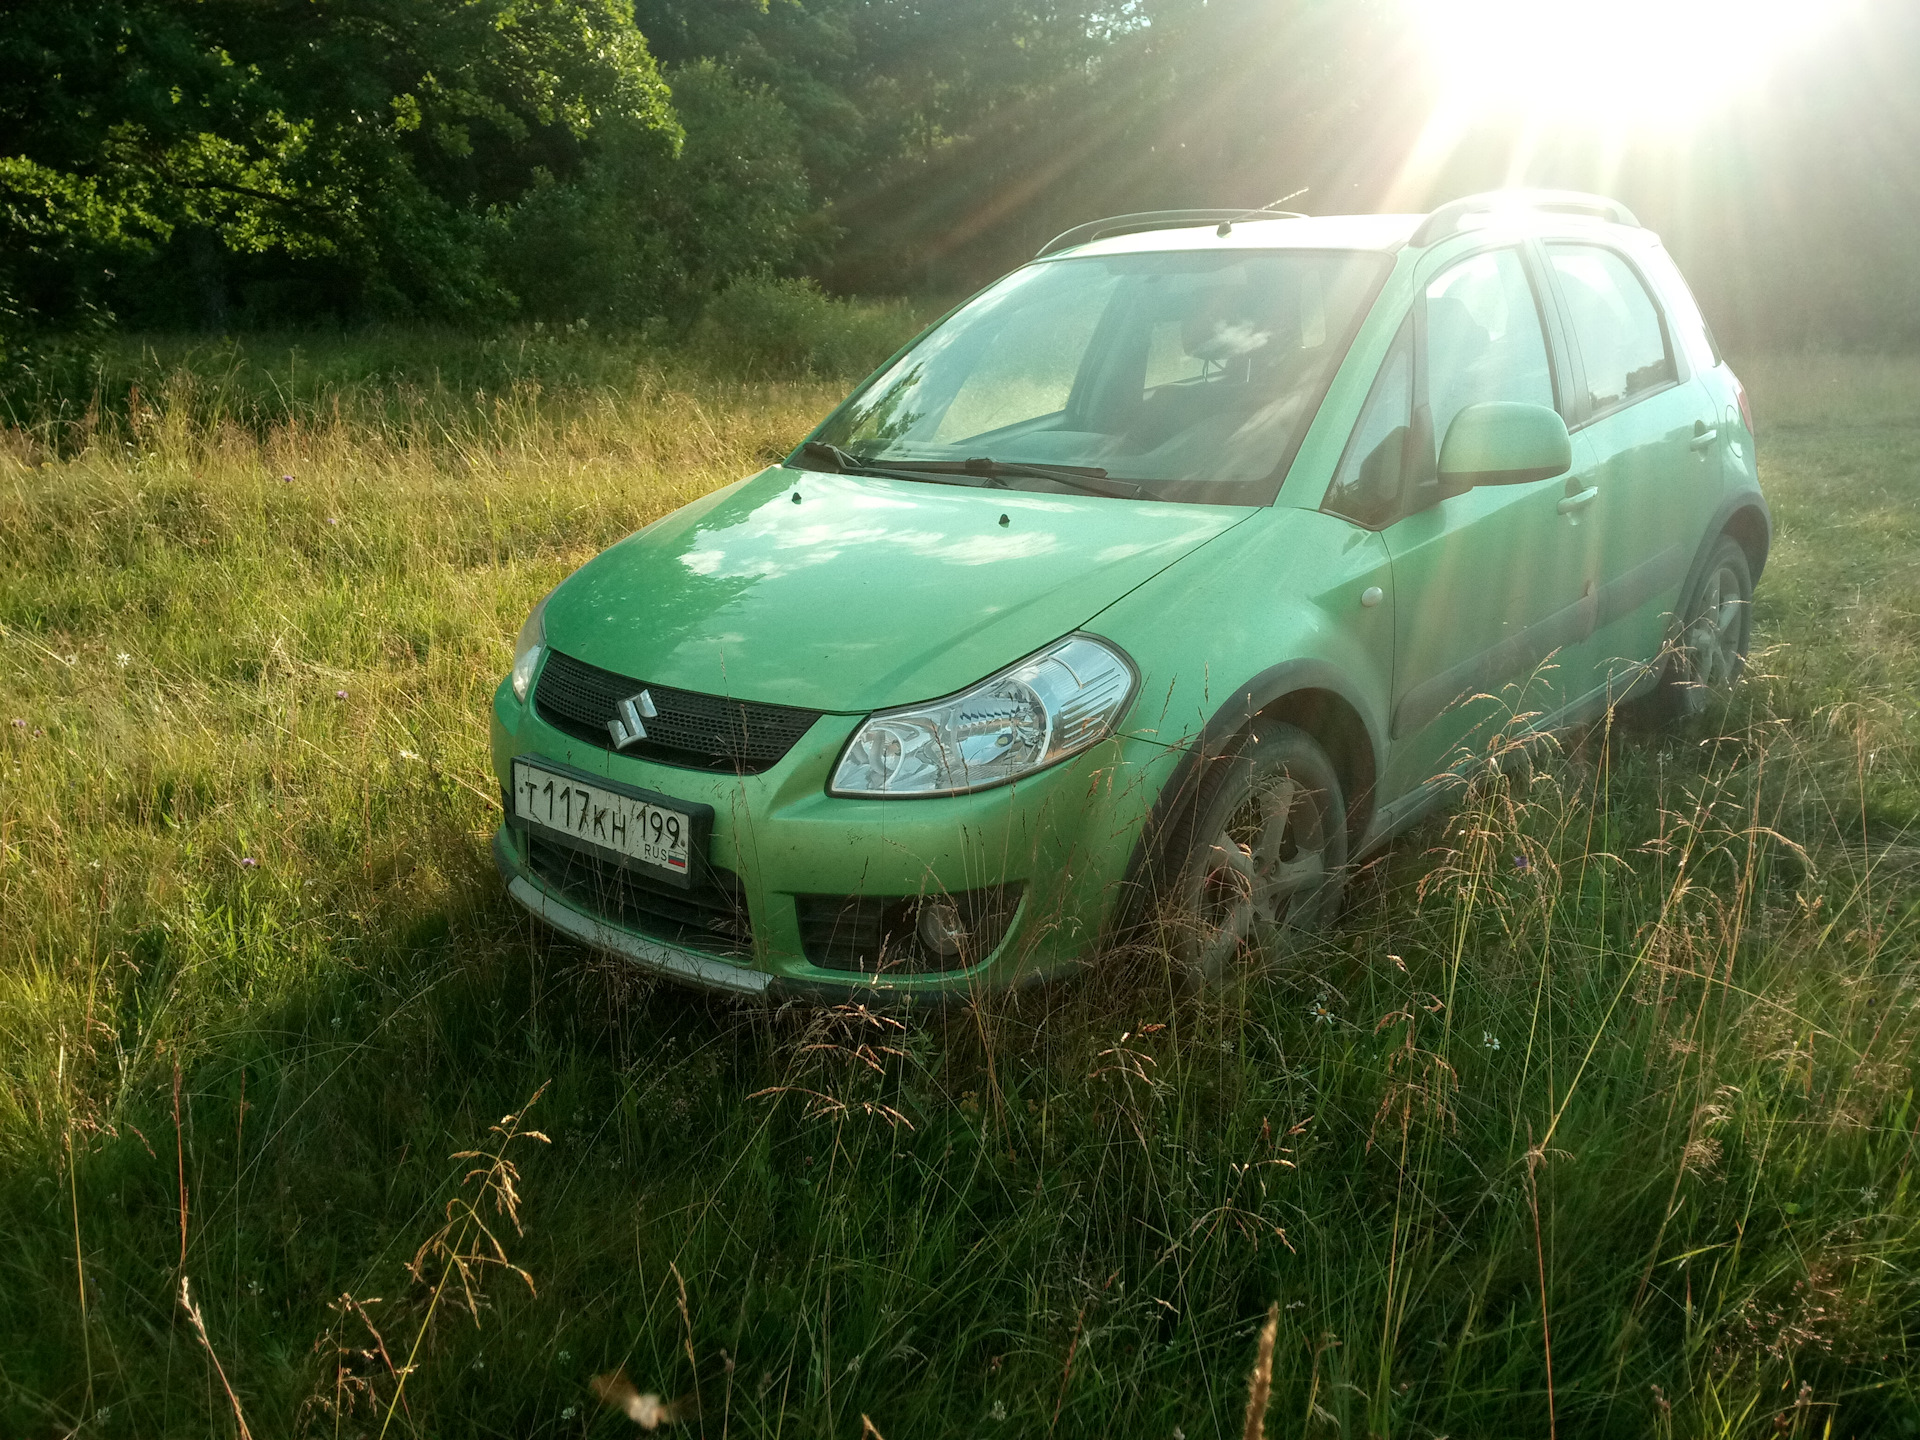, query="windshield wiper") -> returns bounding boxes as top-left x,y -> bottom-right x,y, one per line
795,440 -> 1007,489
797,442 -> 1141,498
956,457 -> 1142,500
